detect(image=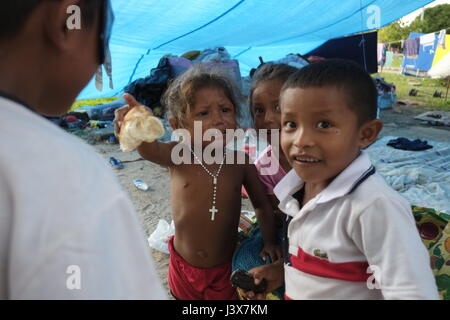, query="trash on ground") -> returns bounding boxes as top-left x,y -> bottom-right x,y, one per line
133,179 -> 150,191
109,157 -> 124,169
148,219 -> 175,254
